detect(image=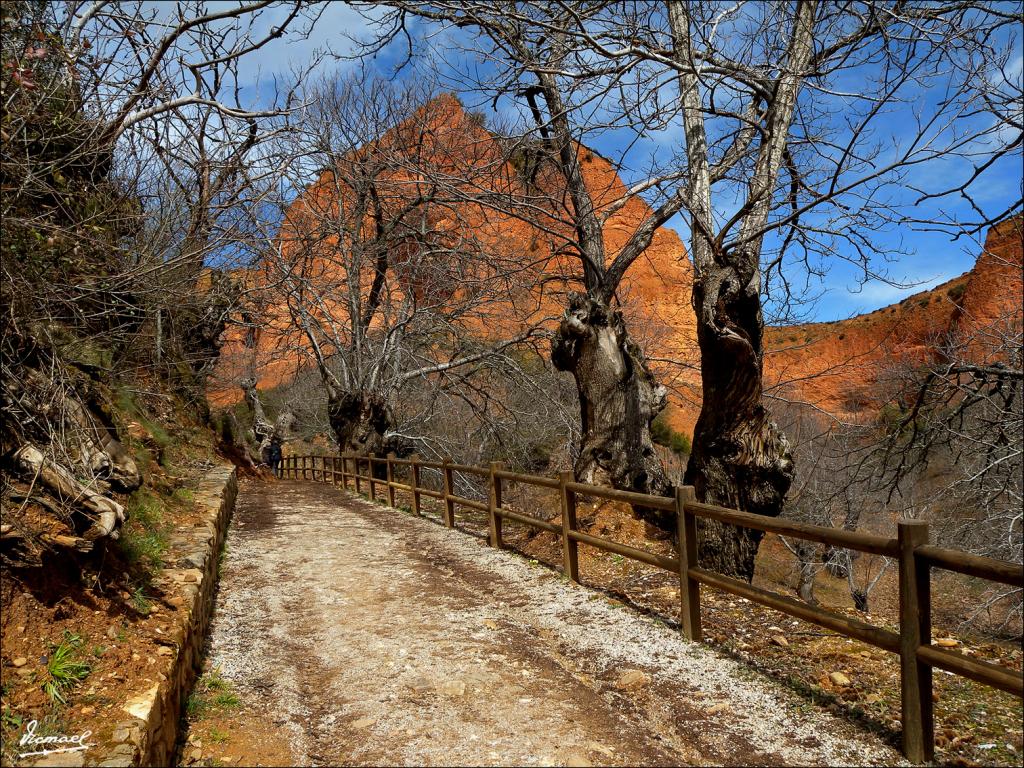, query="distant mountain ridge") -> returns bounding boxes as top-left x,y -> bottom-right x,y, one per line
762,215 -> 1022,421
